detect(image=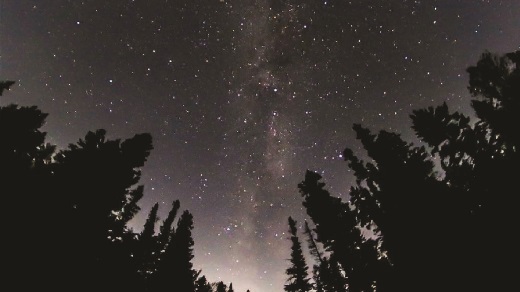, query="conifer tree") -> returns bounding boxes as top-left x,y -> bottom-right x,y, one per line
154,210 -> 197,291
142,202 -> 159,240
303,221 -> 347,292
303,221 -> 323,265
1,81 -> 57,291
0,104 -> 51,173
342,122 -> 444,291
215,281 -> 227,292
228,282 -> 235,292
135,202 -> 160,278
298,171 -> 381,292
409,50 -> 520,291
284,217 -> 313,292
303,221 -> 325,291
158,199 -> 181,247
51,129 -> 153,291
195,275 -> 213,292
